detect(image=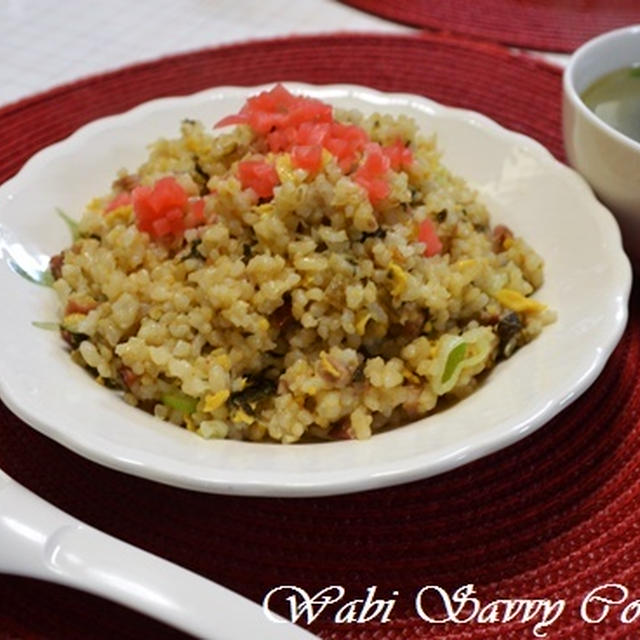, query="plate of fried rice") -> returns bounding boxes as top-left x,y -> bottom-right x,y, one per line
0,83 -> 631,496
